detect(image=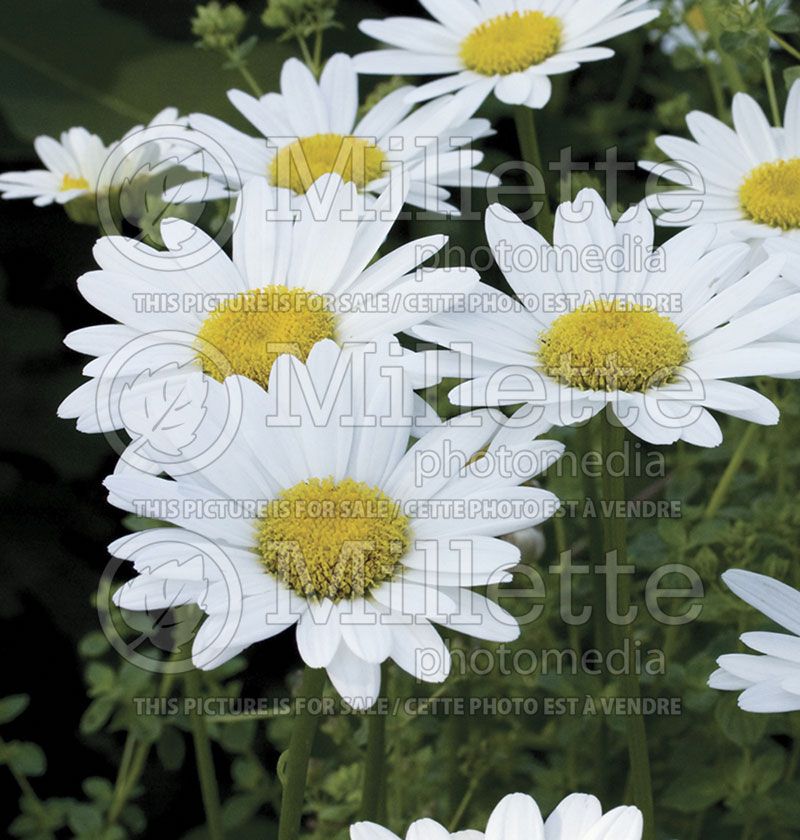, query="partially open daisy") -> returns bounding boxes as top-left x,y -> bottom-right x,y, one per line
641,80 -> 800,243
0,108 -> 186,212
353,0 -> 658,110
351,791 -> 642,839
106,339 -> 563,707
410,190 -> 800,446
57,174 -> 479,472
709,569 -> 800,713
180,53 -> 498,215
